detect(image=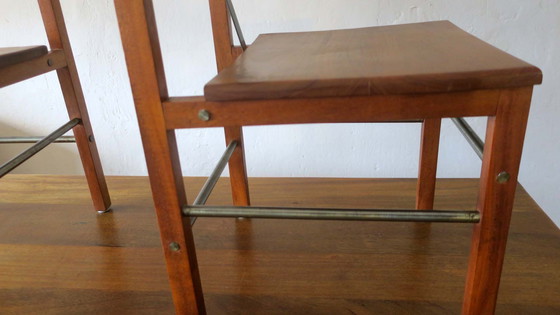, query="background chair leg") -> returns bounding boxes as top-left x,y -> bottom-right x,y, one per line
416,118 -> 441,210
225,126 -> 250,206
69,117 -> 111,212
38,0 -> 111,212
462,87 -> 532,314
